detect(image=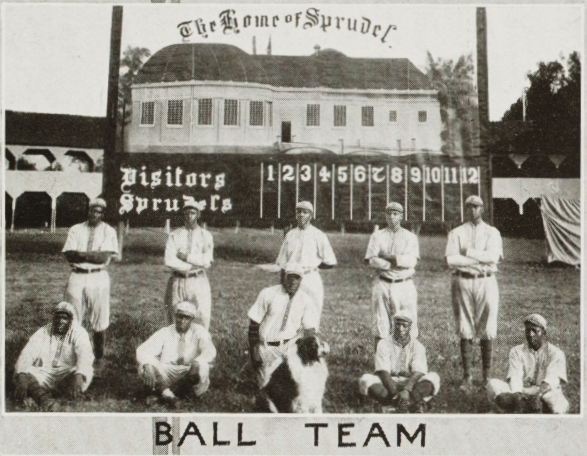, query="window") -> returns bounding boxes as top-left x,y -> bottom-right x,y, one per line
140,102 -> 155,125
250,101 -> 264,126
306,104 -> 320,126
334,105 -> 346,127
266,101 -> 273,127
389,110 -> 397,123
418,111 -> 427,123
224,99 -> 239,126
167,100 -> 183,125
362,106 -> 374,126
198,98 -> 213,125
